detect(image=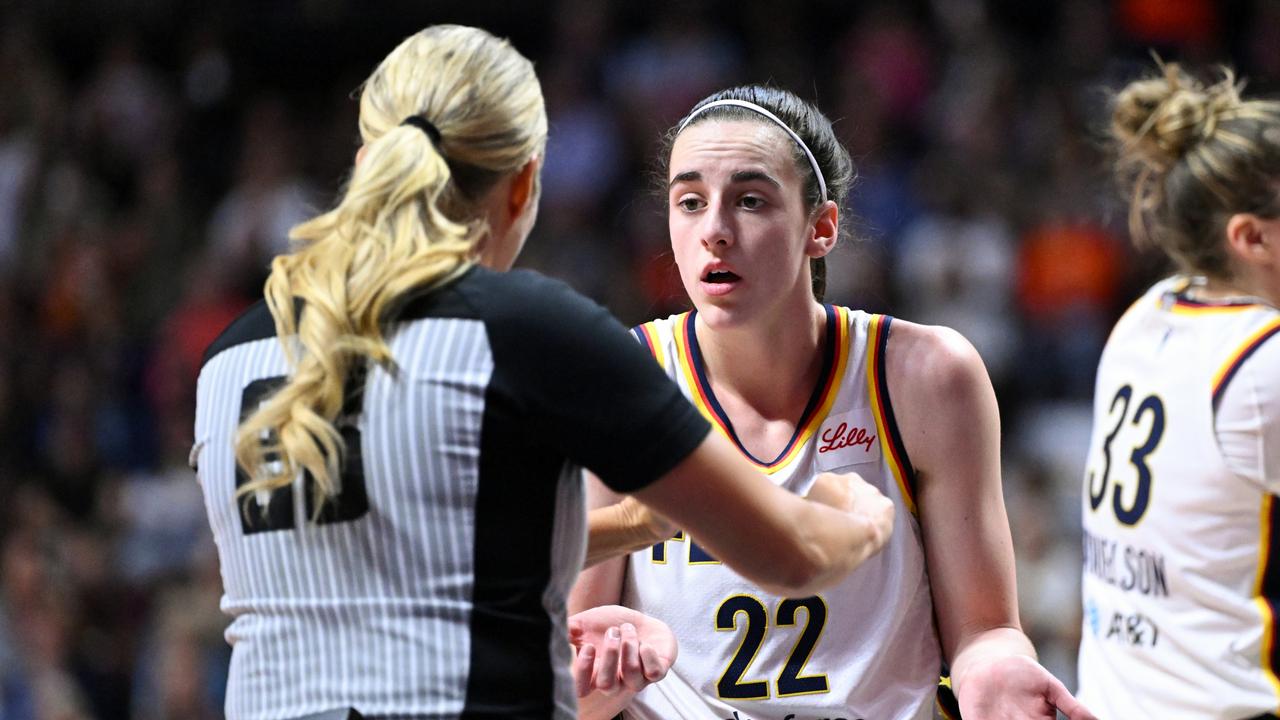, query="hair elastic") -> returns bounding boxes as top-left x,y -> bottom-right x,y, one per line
677,99 -> 827,203
401,115 -> 443,146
